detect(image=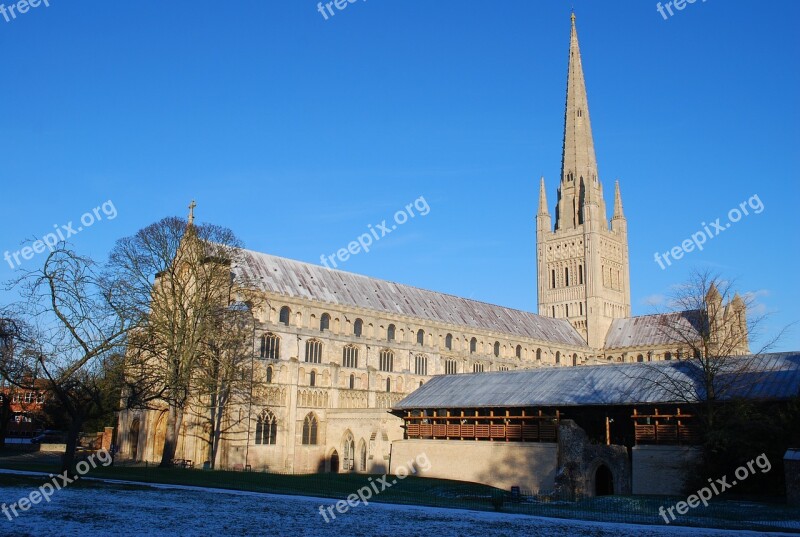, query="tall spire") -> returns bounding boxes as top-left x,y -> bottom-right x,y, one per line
613,180 -> 624,219
188,199 -> 196,226
556,12 -> 602,230
538,176 -> 549,215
